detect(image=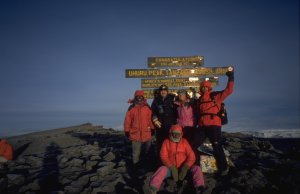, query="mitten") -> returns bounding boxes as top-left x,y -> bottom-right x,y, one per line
226,70 -> 234,81
170,165 -> 179,182
178,164 -> 190,181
